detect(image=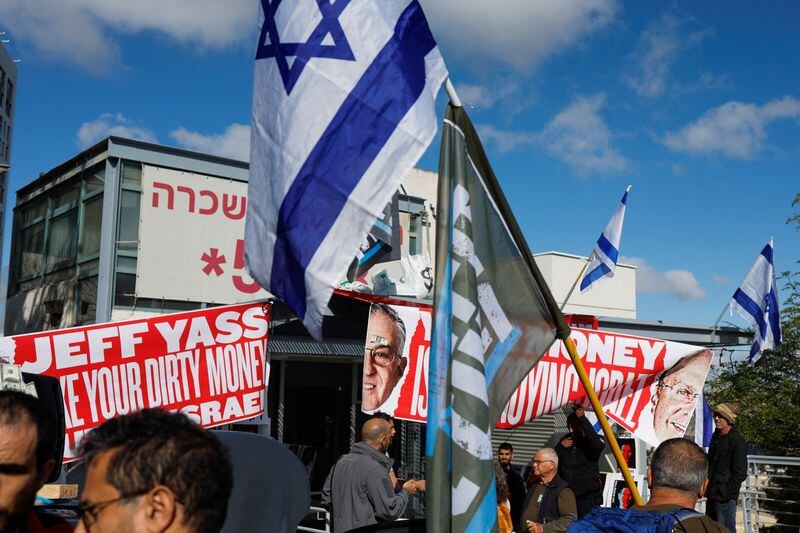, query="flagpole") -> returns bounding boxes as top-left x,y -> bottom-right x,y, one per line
562,335 -> 644,506
445,78 -> 462,108
559,250 -> 595,311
